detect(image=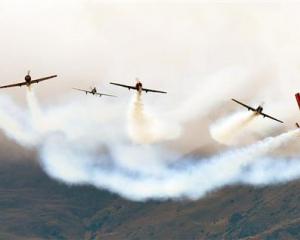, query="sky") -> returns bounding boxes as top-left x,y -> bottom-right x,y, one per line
0,0 -> 300,200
